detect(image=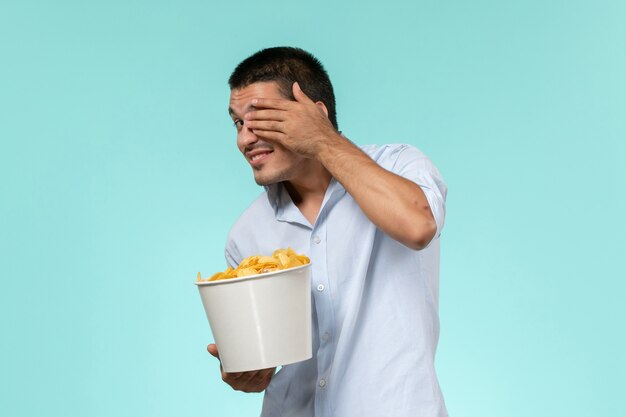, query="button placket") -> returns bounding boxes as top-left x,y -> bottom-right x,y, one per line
310,219 -> 335,415
310,183 -> 345,417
